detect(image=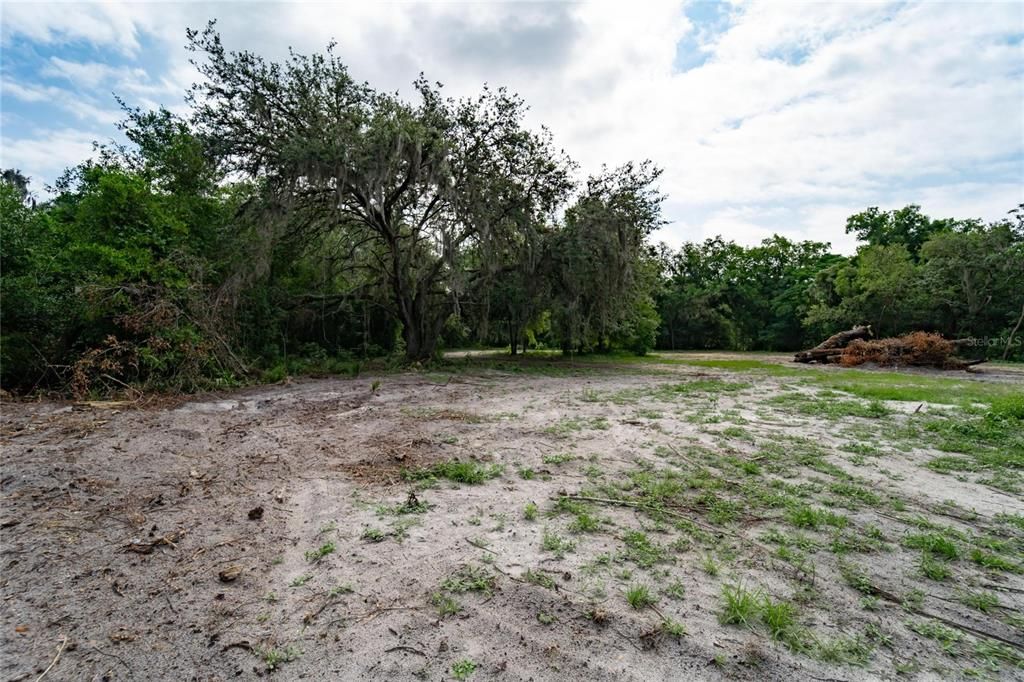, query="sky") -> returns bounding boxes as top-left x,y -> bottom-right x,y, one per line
1,1 -> 1022,254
